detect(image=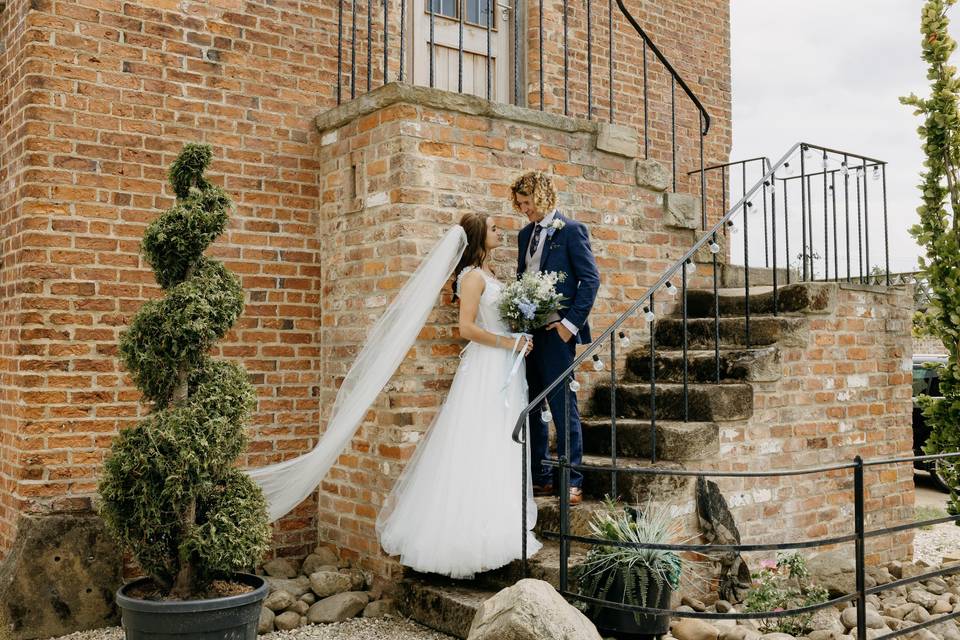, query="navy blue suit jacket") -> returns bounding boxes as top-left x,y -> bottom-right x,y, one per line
517,213 -> 600,344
